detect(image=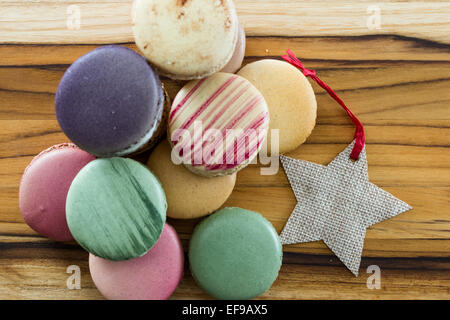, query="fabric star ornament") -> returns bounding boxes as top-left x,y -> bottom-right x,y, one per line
280,50 -> 412,276
280,141 -> 412,276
